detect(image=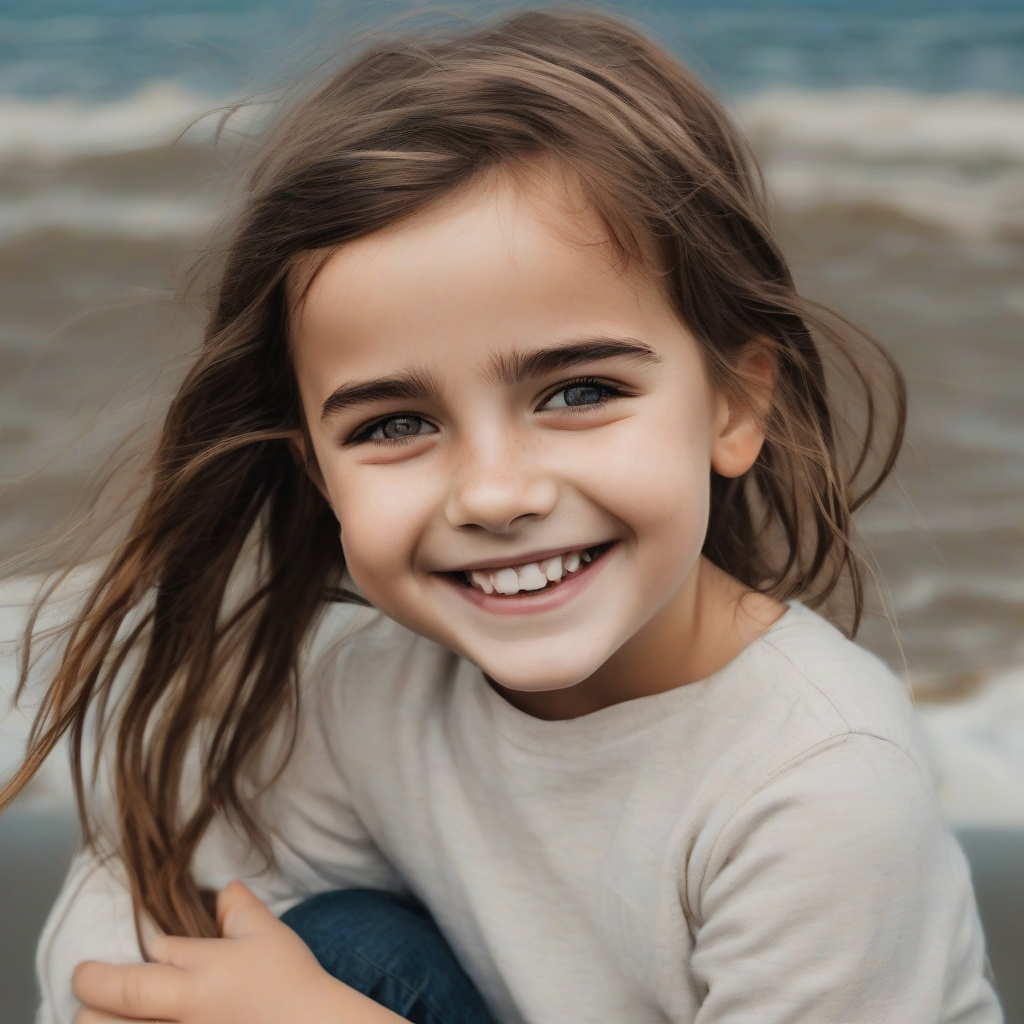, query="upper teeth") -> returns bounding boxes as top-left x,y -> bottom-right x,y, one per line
468,548 -> 593,596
